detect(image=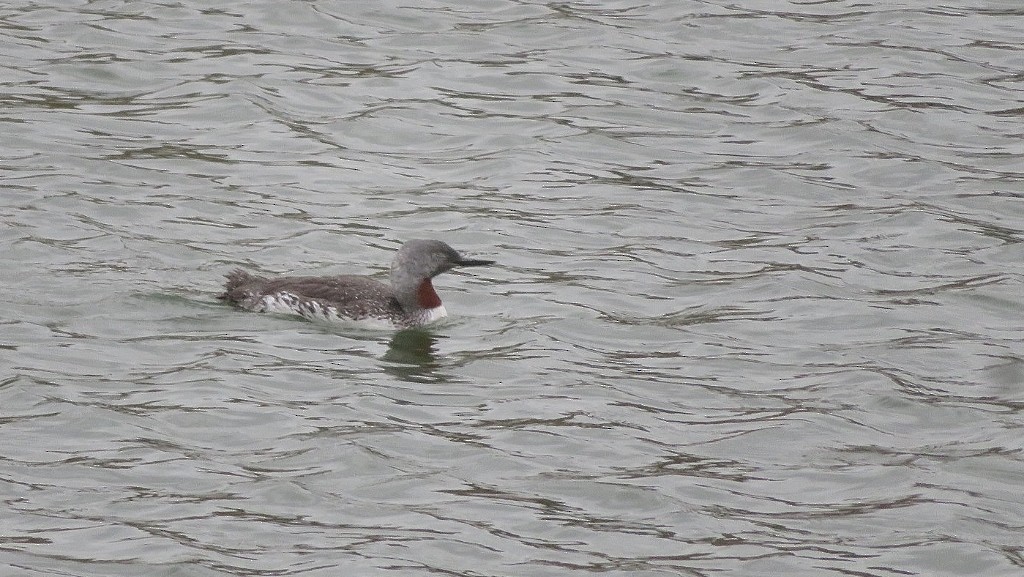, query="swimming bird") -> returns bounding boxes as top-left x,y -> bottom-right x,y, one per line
219,239 -> 494,328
